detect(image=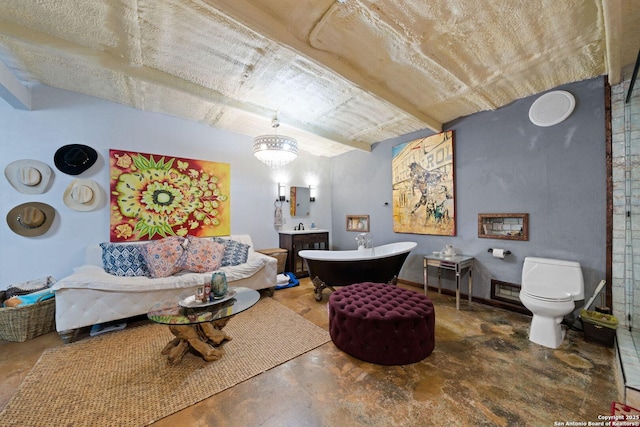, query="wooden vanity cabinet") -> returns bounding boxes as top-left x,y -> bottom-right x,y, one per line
279,231 -> 329,277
